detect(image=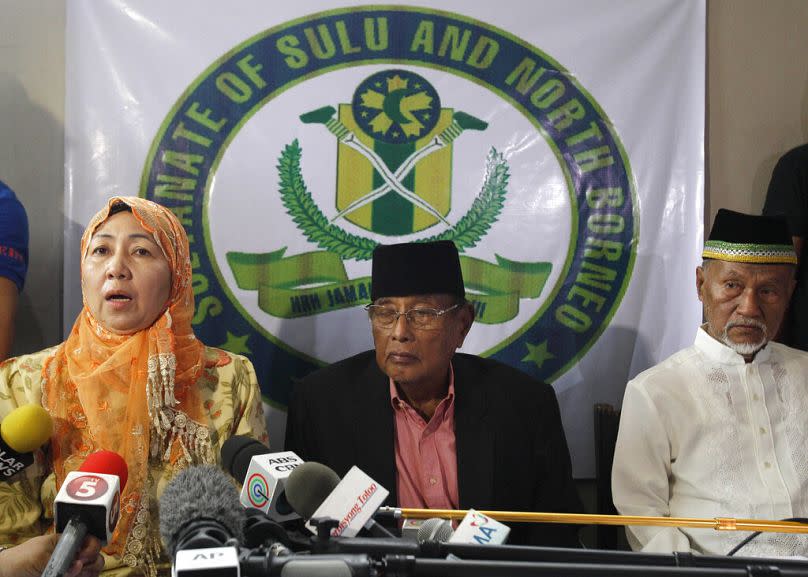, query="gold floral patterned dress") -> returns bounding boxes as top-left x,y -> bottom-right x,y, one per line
0,345 -> 268,577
